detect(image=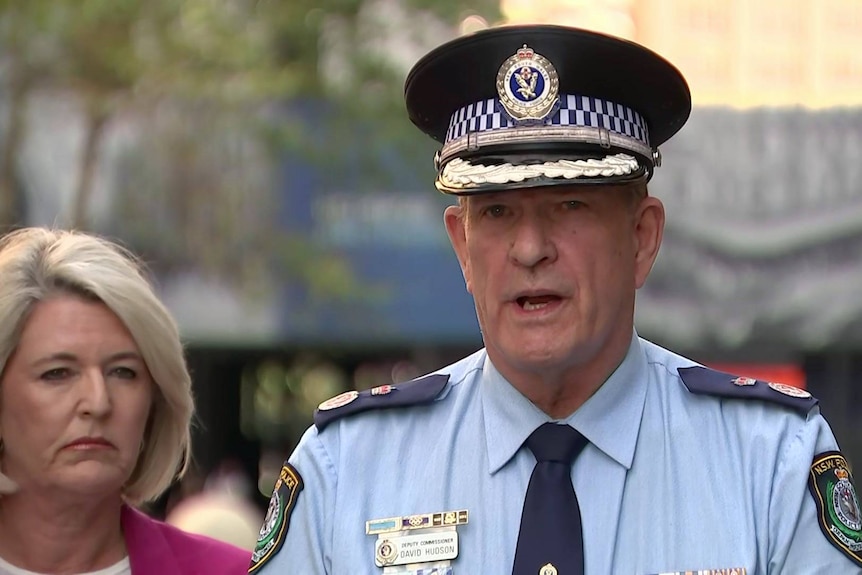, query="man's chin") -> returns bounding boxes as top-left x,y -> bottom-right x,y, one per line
494,342 -> 575,374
